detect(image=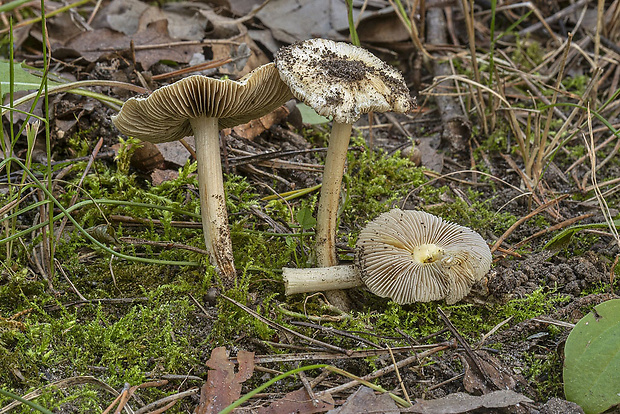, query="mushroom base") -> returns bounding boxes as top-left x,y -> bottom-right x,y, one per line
283,265 -> 363,295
